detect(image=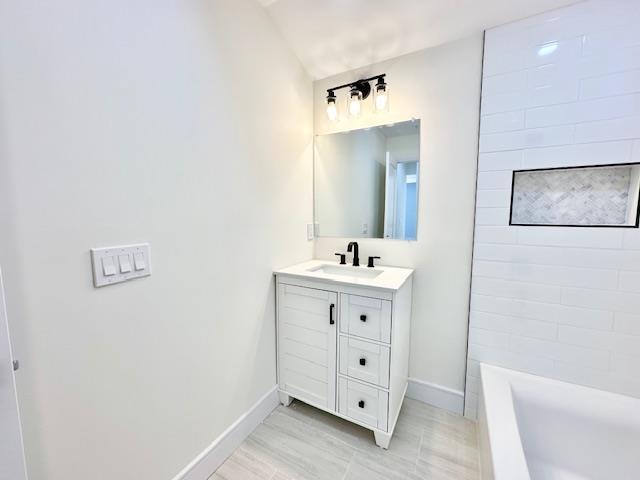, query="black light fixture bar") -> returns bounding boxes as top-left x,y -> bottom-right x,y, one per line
326,73 -> 386,98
